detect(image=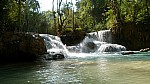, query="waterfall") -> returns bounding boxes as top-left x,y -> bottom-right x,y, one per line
39,34 -> 68,59
40,34 -> 67,50
68,30 -> 126,53
40,30 -> 126,57
88,30 -> 112,43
